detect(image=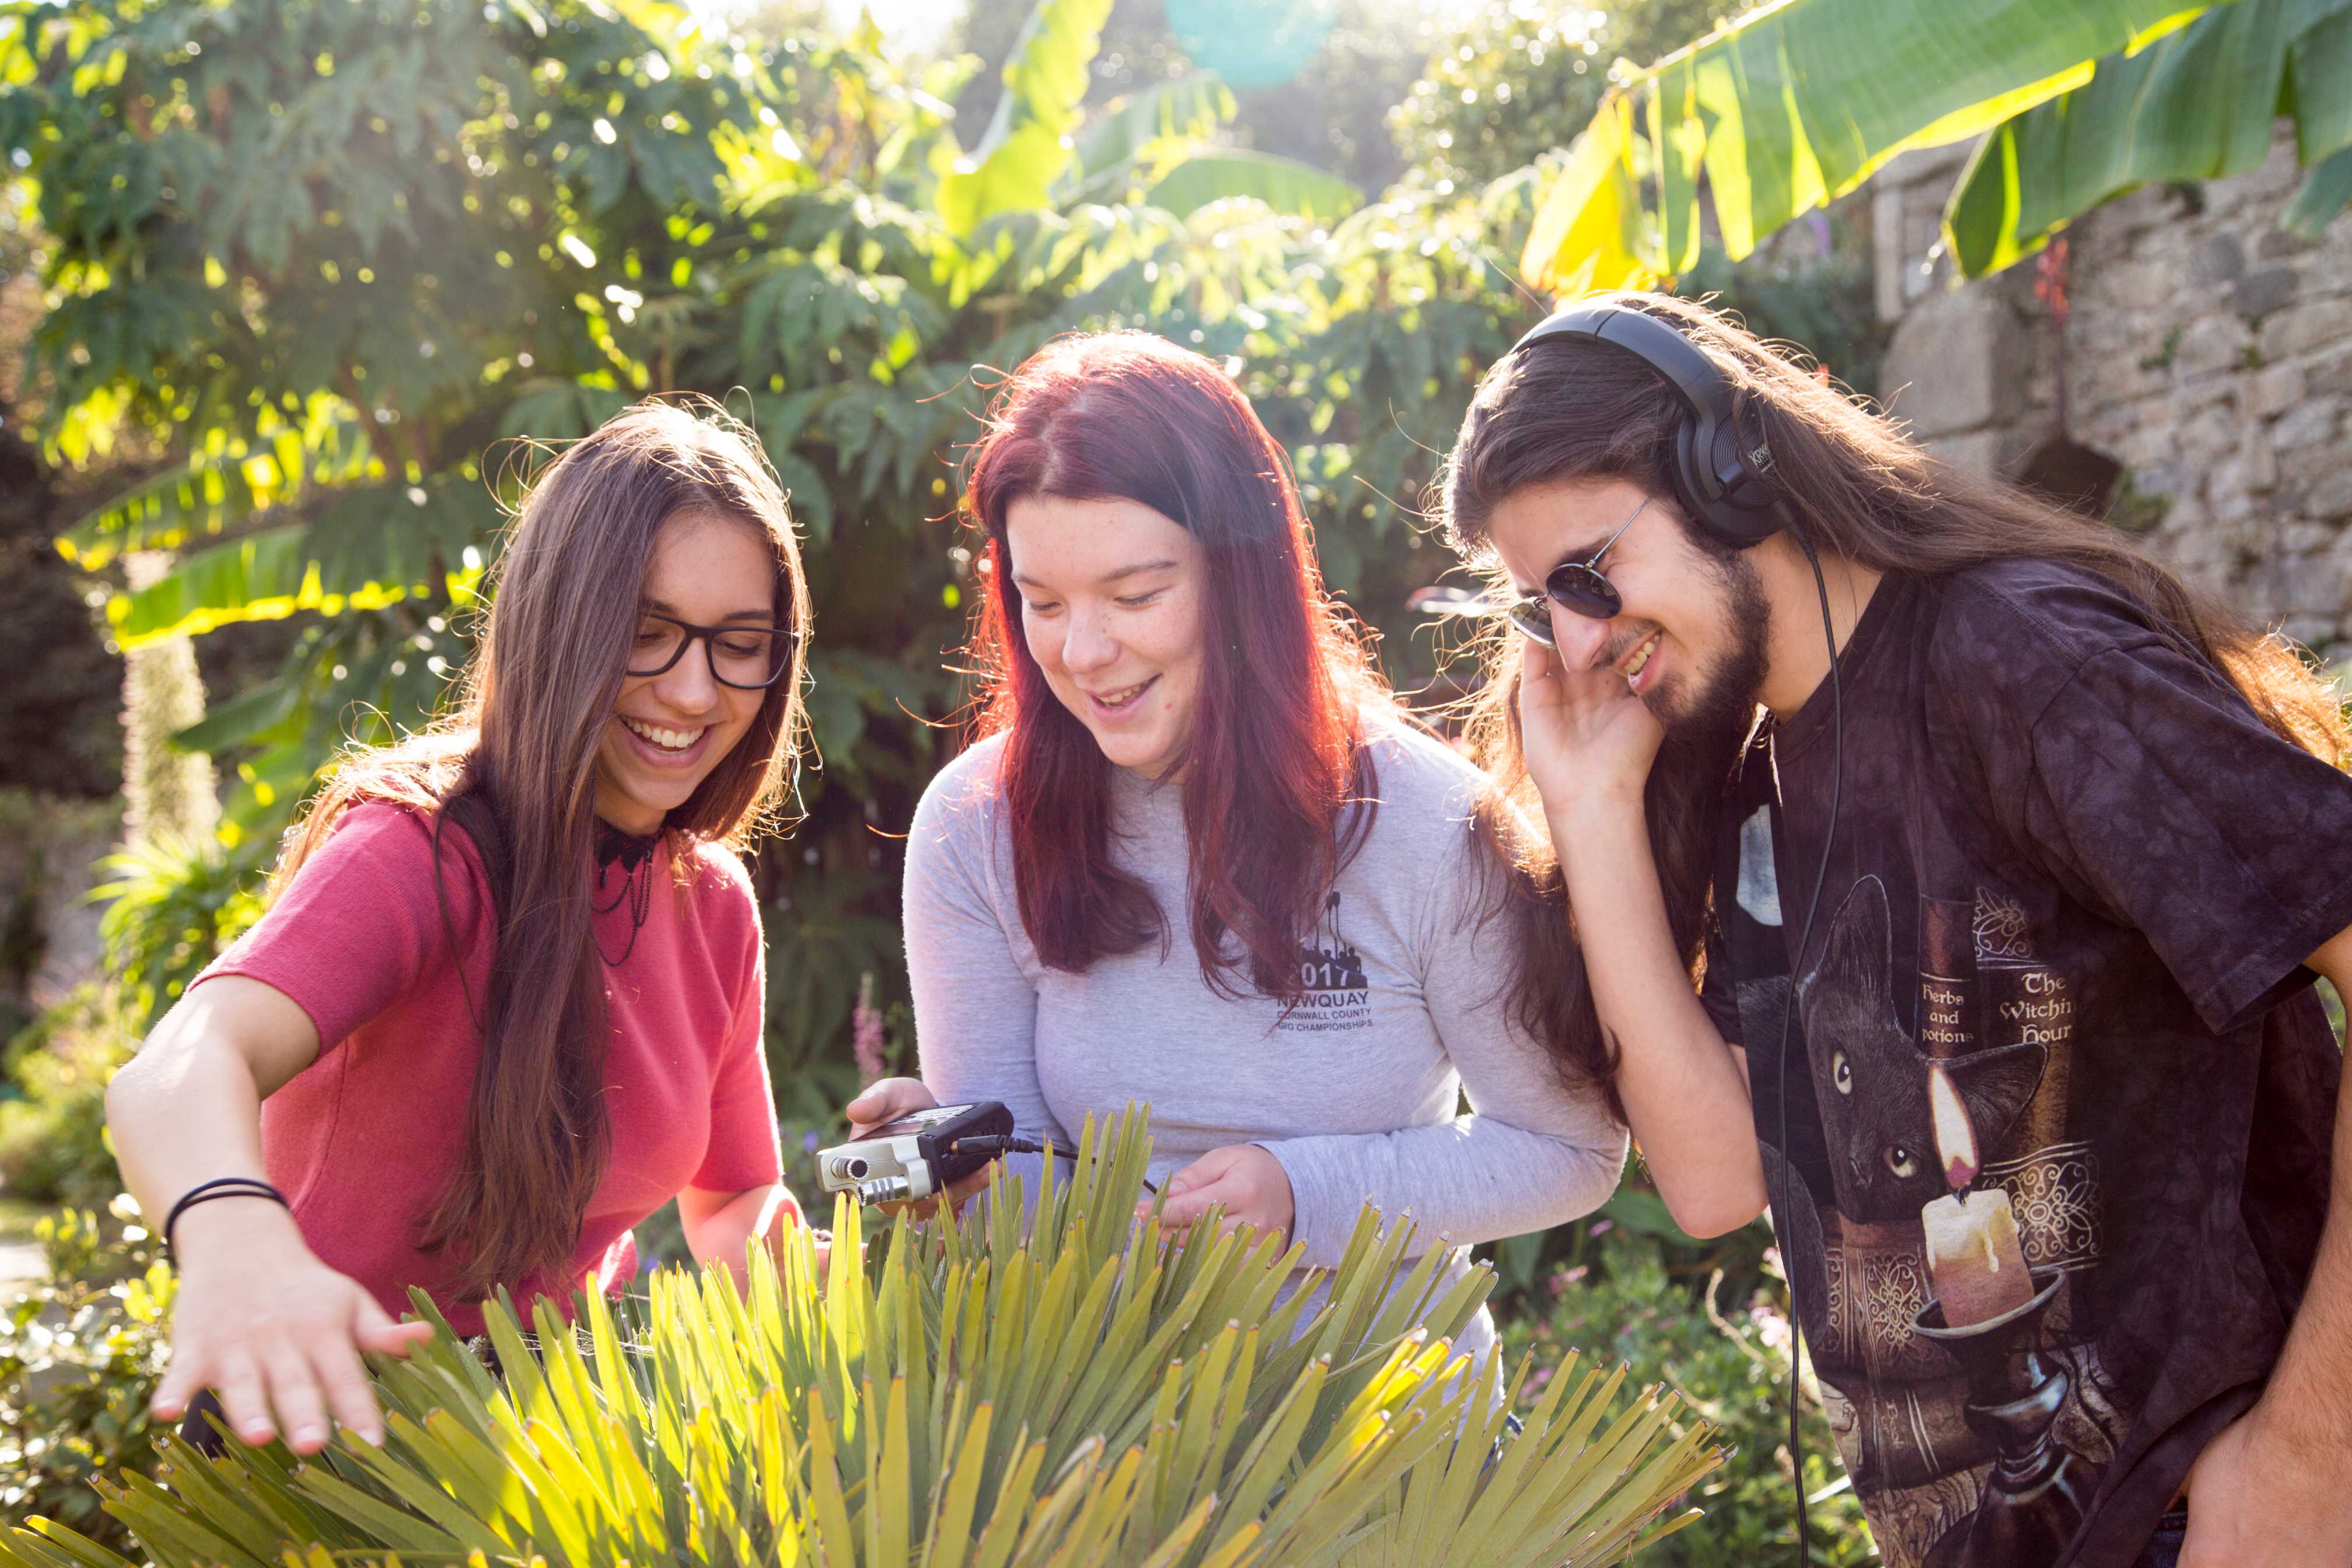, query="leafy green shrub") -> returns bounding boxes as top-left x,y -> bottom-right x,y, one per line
5,1113 -> 1725,1568
1479,1167 -> 1777,1326
1388,0 -> 1736,191
0,986 -> 133,1209
0,1200 -> 173,1551
1500,1233 -> 1874,1566
92,835 -> 264,1031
